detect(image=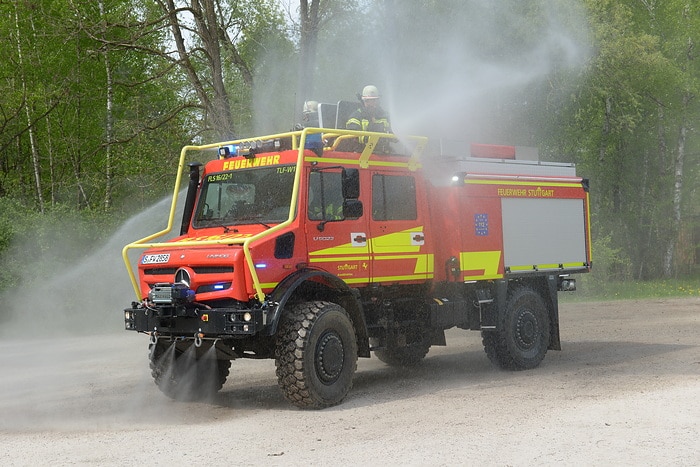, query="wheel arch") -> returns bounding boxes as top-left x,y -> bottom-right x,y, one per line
264,268 -> 370,357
